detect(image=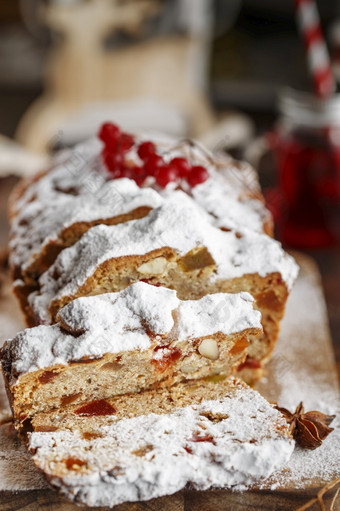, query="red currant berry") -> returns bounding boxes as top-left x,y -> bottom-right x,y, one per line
98,123 -> 120,147
102,149 -> 123,172
137,141 -> 156,161
155,164 -> 178,188
144,153 -> 163,175
169,157 -> 191,177
134,175 -> 146,187
131,165 -> 145,176
187,165 -> 209,187
121,166 -> 136,180
110,167 -> 125,179
118,133 -> 134,152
